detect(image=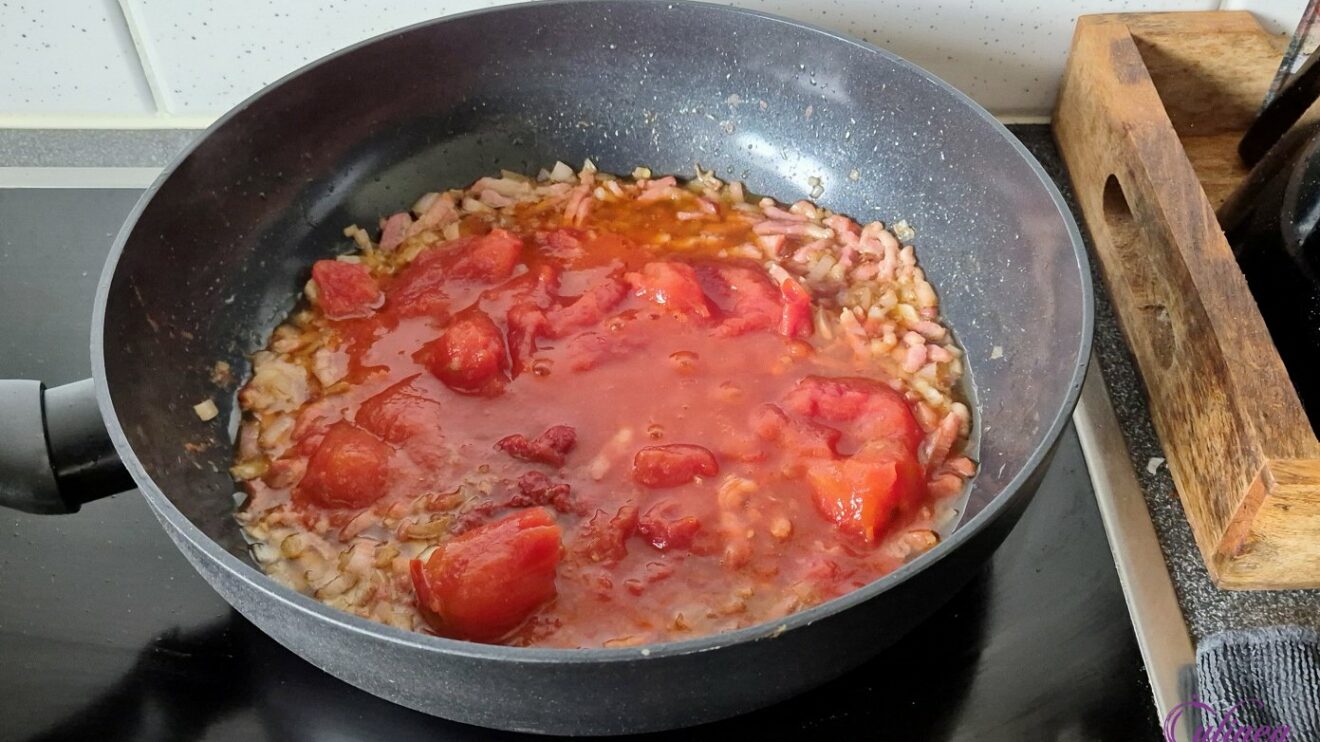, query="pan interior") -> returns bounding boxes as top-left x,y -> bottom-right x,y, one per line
100,2 -> 1087,580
